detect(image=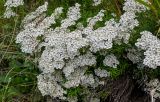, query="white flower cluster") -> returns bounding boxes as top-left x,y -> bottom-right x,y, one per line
15,0 -> 149,100
62,52 -> 96,77
37,73 -> 66,100
4,7 -> 16,18
127,48 -> 143,64
67,96 -> 78,102
123,0 -> 148,13
92,0 -> 102,6
90,98 -> 100,102
135,31 -> 160,69
114,0 -> 149,44
145,79 -> 160,102
61,3 -> 81,28
16,2 -> 63,53
117,12 -> 139,44
4,0 -> 24,18
38,3 -> 89,75
64,67 -> 98,88
22,2 -> 49,26
94,68 -> 110,78
87,10 -> 105,28
86,18 -> 118,52
5,0 -> 24,7
103,54 -> 119,68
